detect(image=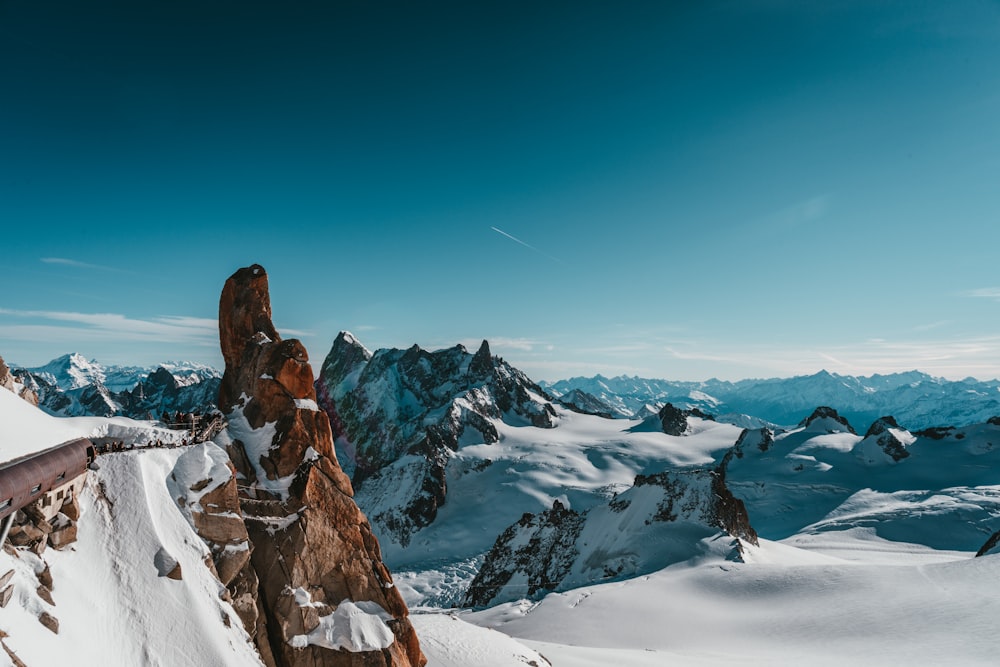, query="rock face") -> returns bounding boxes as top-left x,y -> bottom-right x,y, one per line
861,416 -> 911,462
464,460 -> 758,608
315,333 -> 557,547
657,402 -> 715,436
0,355 -> 38,405
731,427 -> 775,457
628,402 -> 715,436
799,406 -> 857,434
217,265 -> 425,667
977,530 -> 1000,557
555,389 -> 616,419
